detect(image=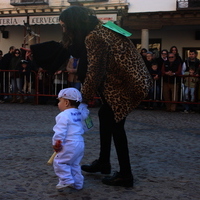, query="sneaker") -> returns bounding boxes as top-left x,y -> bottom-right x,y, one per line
102,171 -> 133,187
182,110 -> 189,113
81,159 -> 111,174
0,100 -> 5,103
56,183 -> 74,192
